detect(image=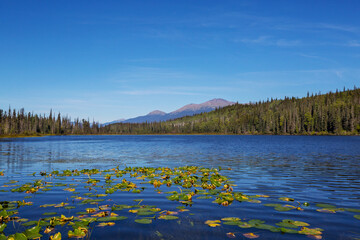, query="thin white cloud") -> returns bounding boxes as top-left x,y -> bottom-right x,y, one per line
317,23 -> 359,34
347,40 -> 360,47
117,86 -> 237,96
118,89 -> 200,96
236,36 -> 301,47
